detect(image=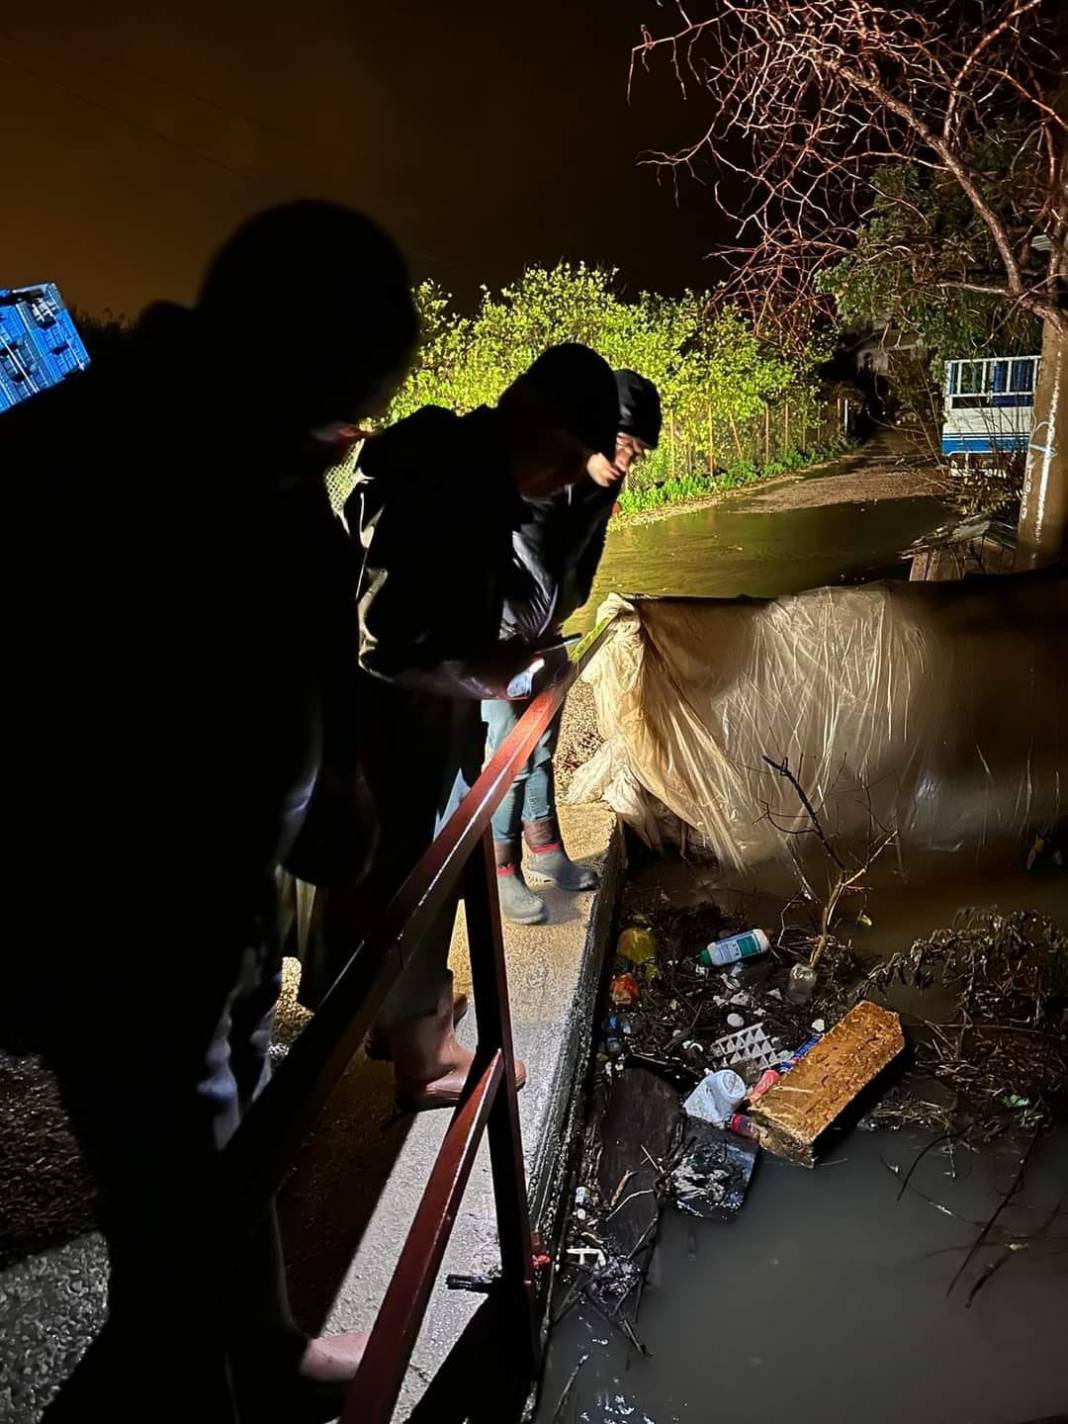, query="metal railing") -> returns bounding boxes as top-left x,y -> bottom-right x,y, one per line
214,617 -> 614,1424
